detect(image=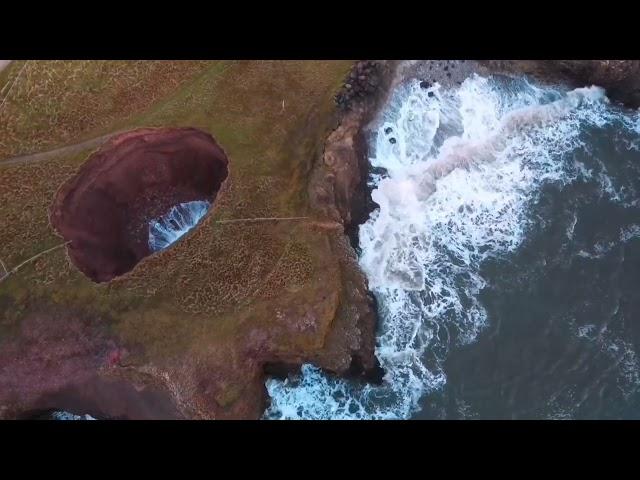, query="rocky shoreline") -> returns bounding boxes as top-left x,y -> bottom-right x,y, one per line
260,61 -> 400,390
297,58 -> 640,411
302,60 -> 485,387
